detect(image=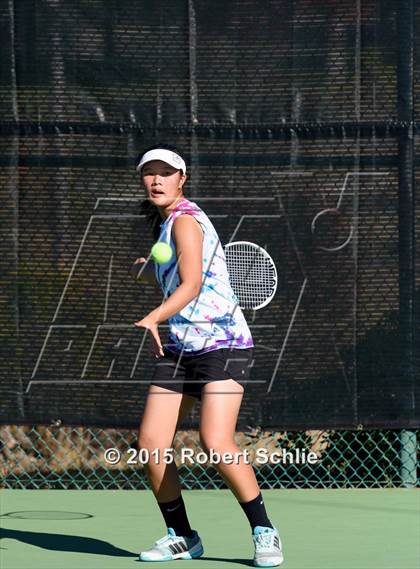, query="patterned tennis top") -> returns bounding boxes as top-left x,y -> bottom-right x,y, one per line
155,197 -> 254,354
